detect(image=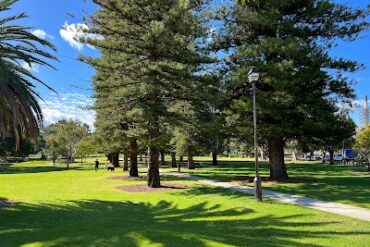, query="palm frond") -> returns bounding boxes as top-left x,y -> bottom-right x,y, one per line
0,0 -> 58,149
